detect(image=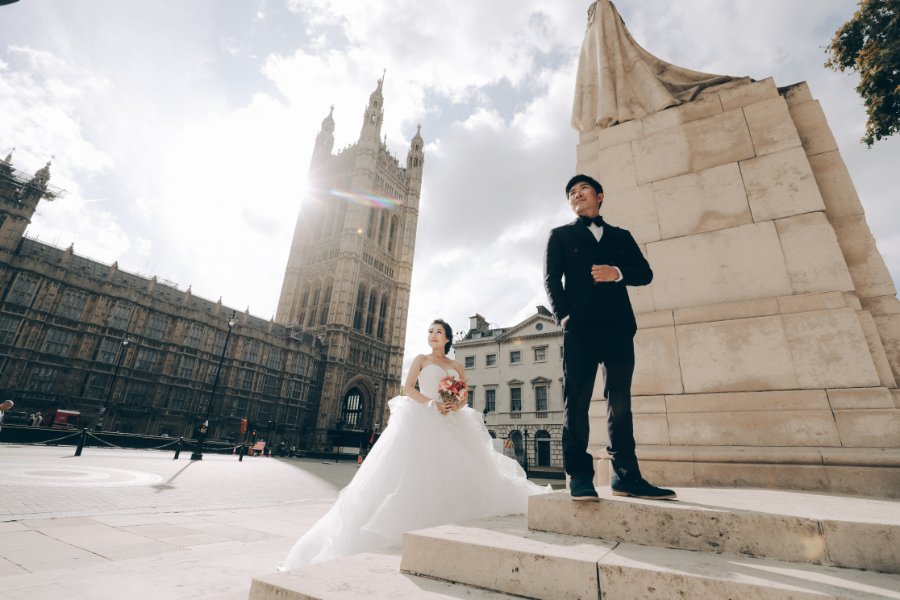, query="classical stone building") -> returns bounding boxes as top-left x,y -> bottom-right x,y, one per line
275,78 -> 424,451
456,309 -> 567,470
0,153 -> 325,446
